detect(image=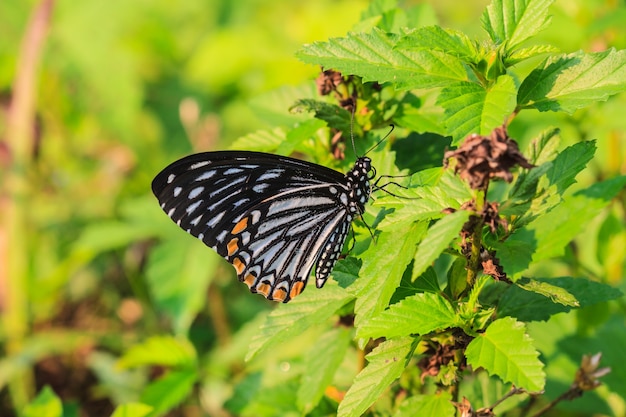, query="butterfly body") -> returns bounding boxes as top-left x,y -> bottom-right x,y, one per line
152,151 -> 372,302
